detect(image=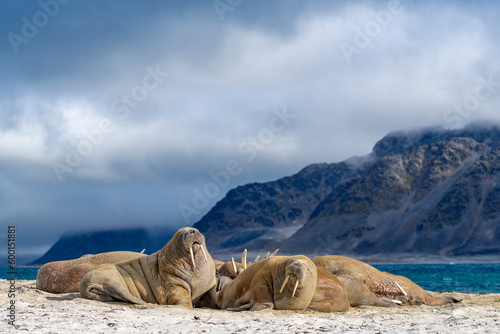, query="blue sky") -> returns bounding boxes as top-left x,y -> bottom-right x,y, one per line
1,0 -> 500,258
